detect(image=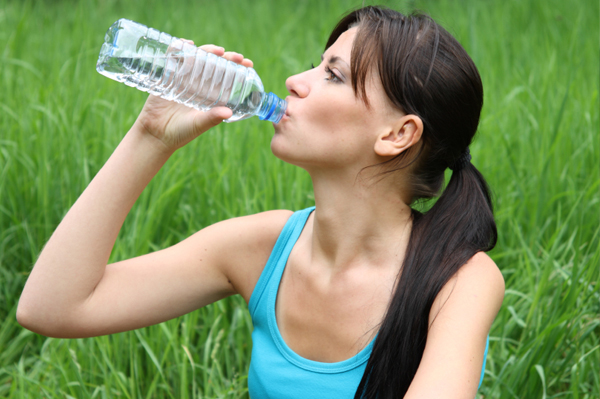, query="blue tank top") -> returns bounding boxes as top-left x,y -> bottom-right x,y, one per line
247,207 -> 488,398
